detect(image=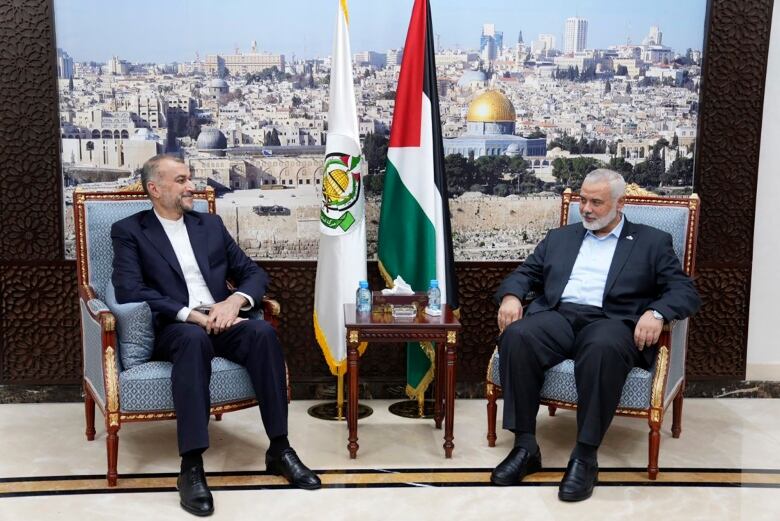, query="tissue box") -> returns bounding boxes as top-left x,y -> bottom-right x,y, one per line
371,291 -> 428,307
